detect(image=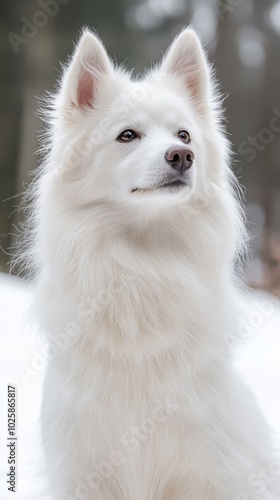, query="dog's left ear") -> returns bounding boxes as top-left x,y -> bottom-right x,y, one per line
161,28 -> 212,115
